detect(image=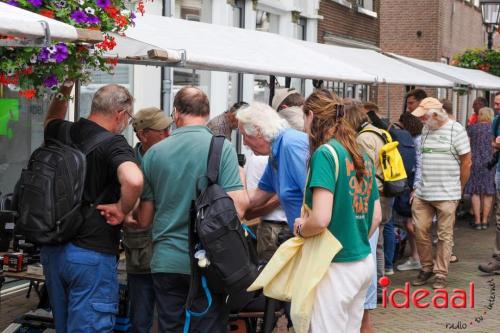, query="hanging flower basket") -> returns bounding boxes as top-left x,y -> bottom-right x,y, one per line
0,0 -> 147,99
452,48 -> 500,77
